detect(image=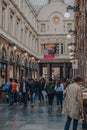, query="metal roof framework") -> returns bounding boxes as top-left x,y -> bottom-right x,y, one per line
28,0 -> 74,15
